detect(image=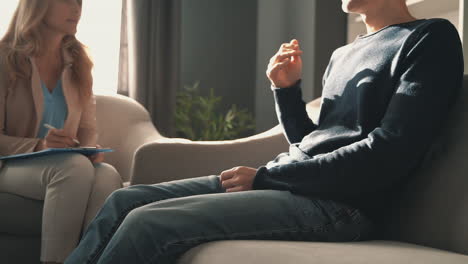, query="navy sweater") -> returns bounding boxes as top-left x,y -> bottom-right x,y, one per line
252,19 -> 464,221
